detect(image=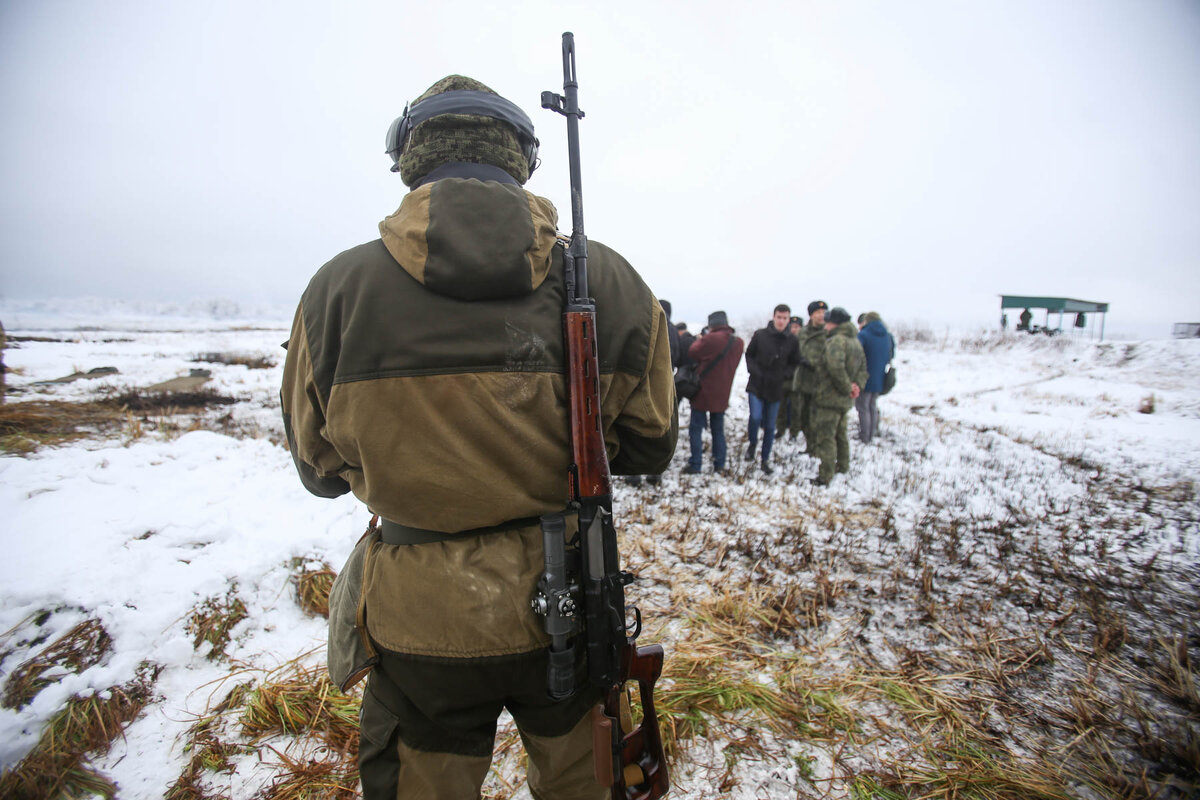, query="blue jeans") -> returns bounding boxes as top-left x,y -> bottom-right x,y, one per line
688,410 -> 726,471
747,393 -> 780,462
